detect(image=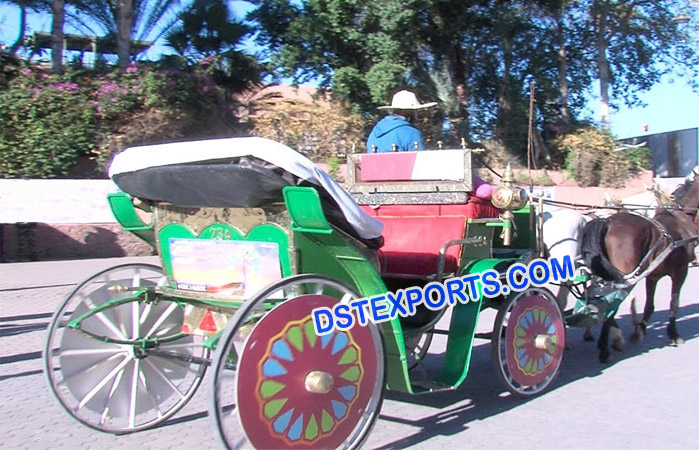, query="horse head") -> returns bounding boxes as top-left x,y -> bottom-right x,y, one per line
671,171 -> 699,228
651,182 -> 673,206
